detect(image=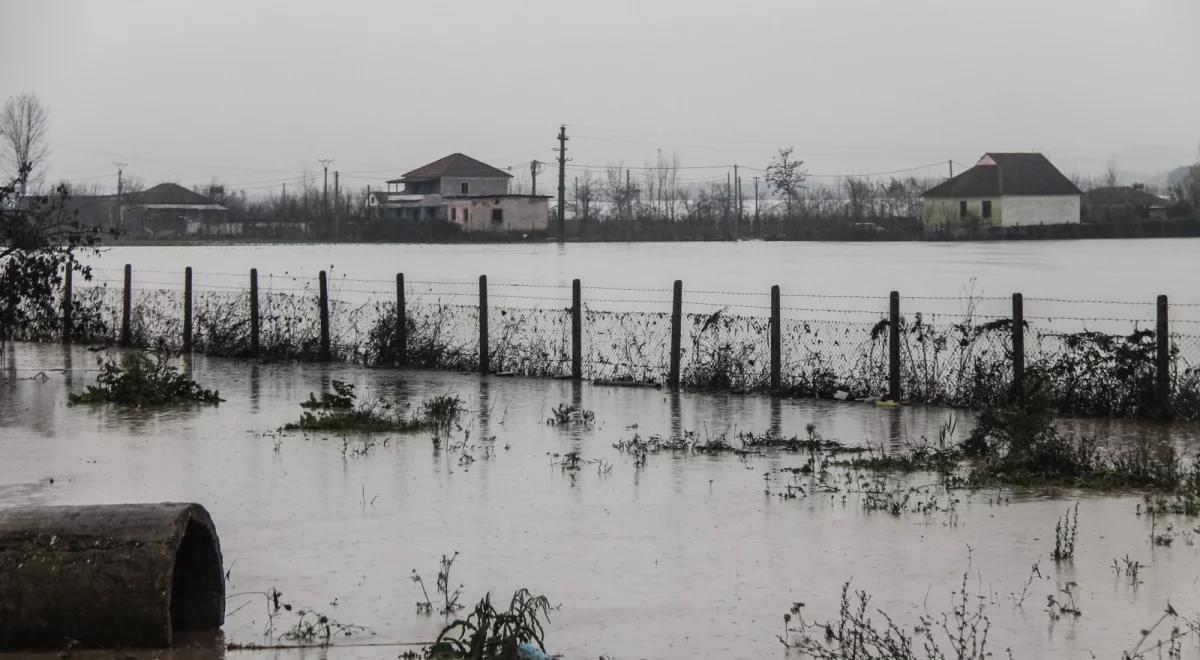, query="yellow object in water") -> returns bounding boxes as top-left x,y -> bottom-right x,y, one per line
875,400 -> 899,408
